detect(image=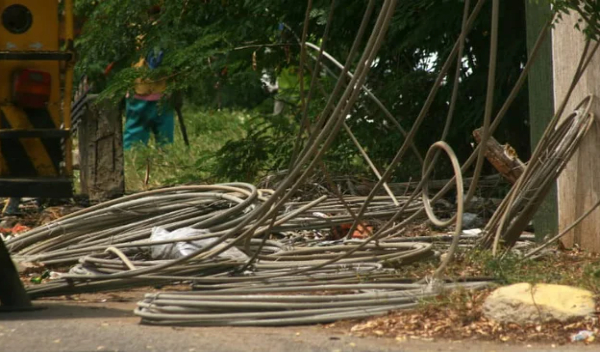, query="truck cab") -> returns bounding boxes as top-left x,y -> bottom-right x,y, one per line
0,0 -> 75,198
